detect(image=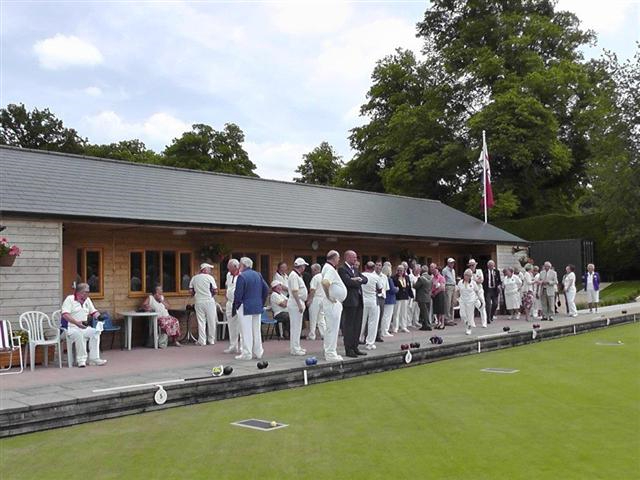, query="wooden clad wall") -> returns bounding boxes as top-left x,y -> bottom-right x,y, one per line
0,218 -> 63,325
